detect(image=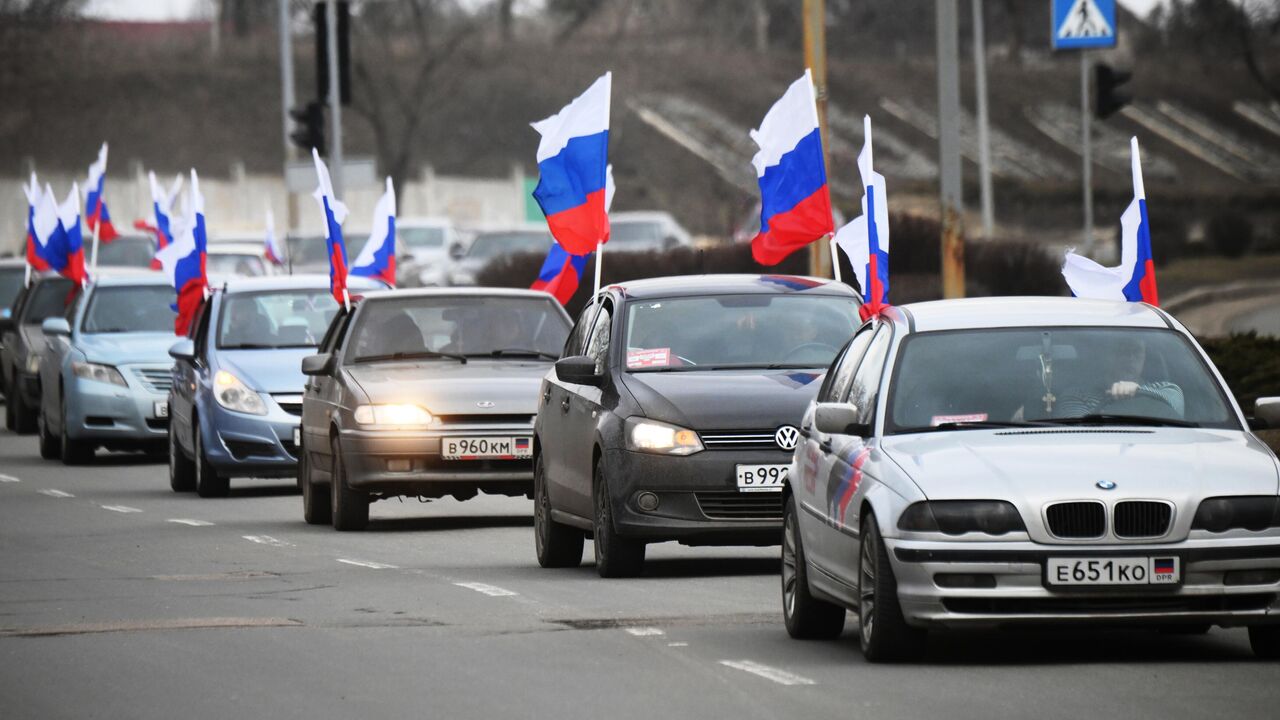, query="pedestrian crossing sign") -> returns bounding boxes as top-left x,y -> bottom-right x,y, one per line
1052,0 -> 1117,50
